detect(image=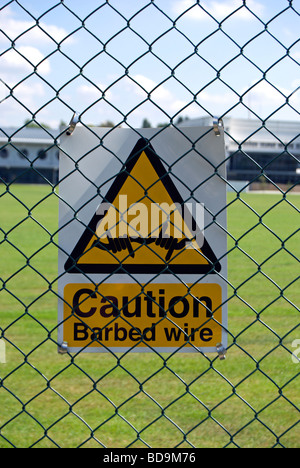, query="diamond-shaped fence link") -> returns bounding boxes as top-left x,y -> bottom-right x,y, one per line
0,0 -> 299,448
